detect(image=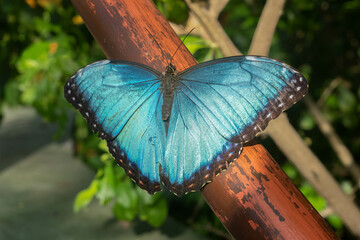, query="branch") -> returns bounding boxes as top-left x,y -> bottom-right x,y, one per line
265,114 -> 360,235
304,95 -> 360,188
248,0 -> 286,55
317,77 -> 343,107
183,0 -> 241,56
